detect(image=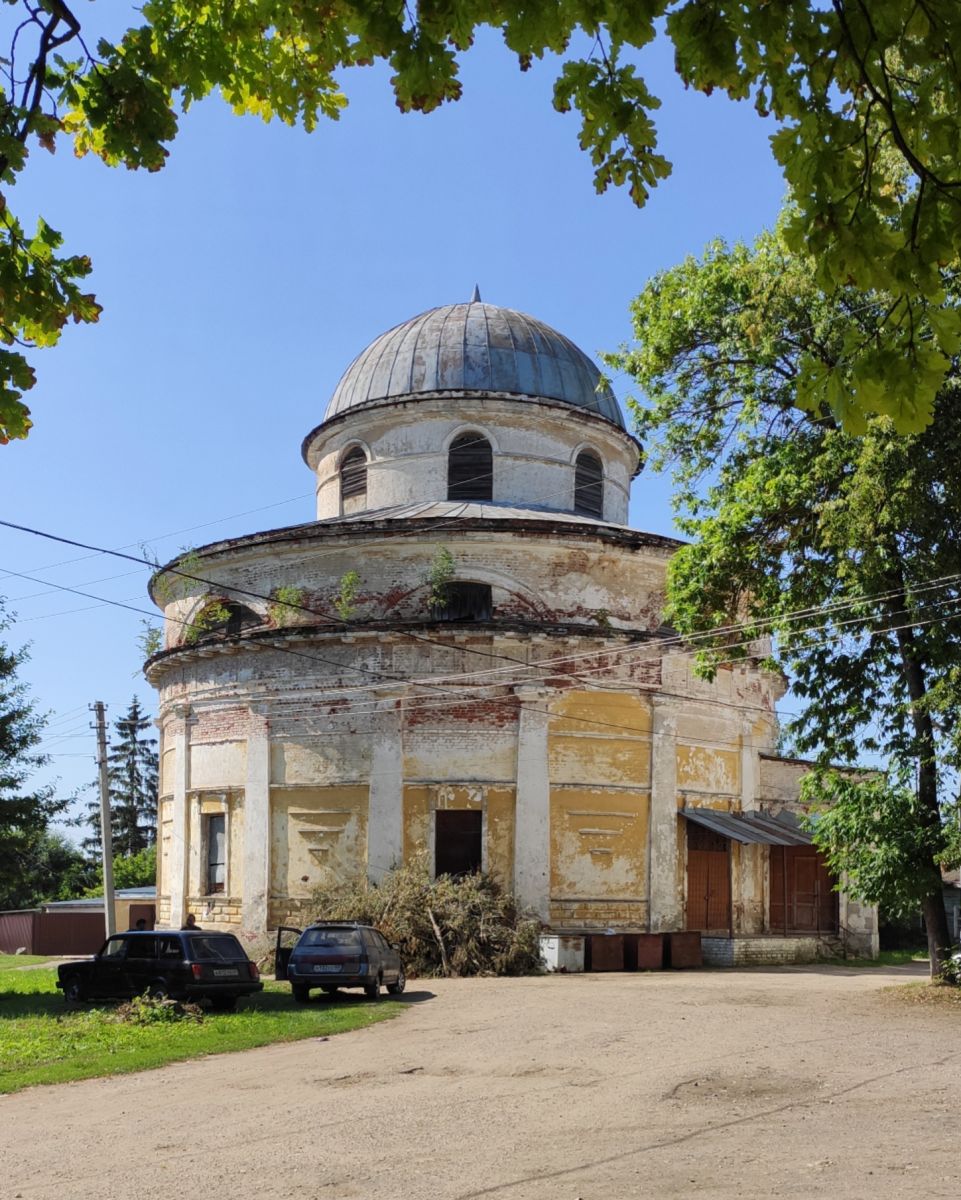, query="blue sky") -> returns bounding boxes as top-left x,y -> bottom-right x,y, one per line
1,24 -> 785,833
